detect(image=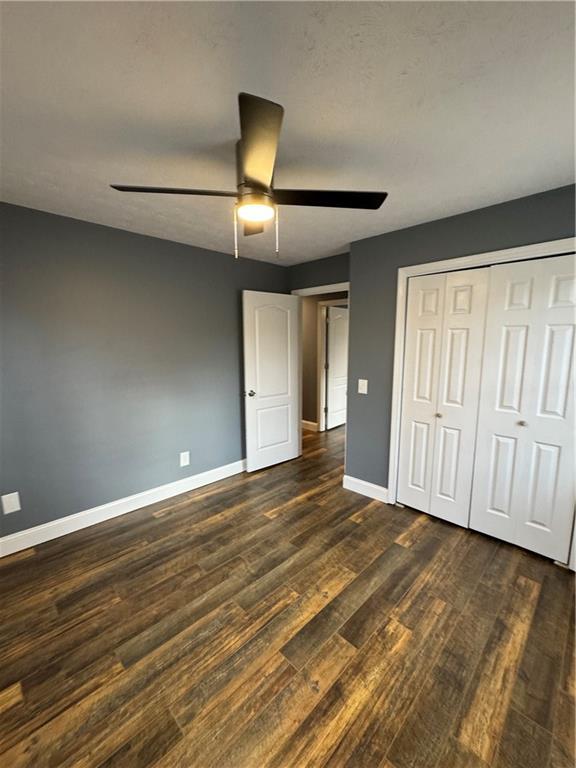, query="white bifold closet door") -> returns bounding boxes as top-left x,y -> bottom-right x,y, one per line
397,268 -> 489,526
469,254 -> 575,562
